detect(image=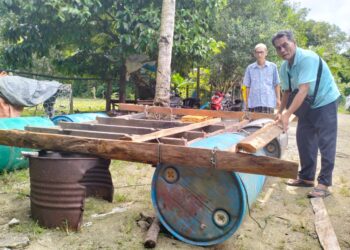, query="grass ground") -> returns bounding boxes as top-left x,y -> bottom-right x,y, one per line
21,98 -> 106,117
